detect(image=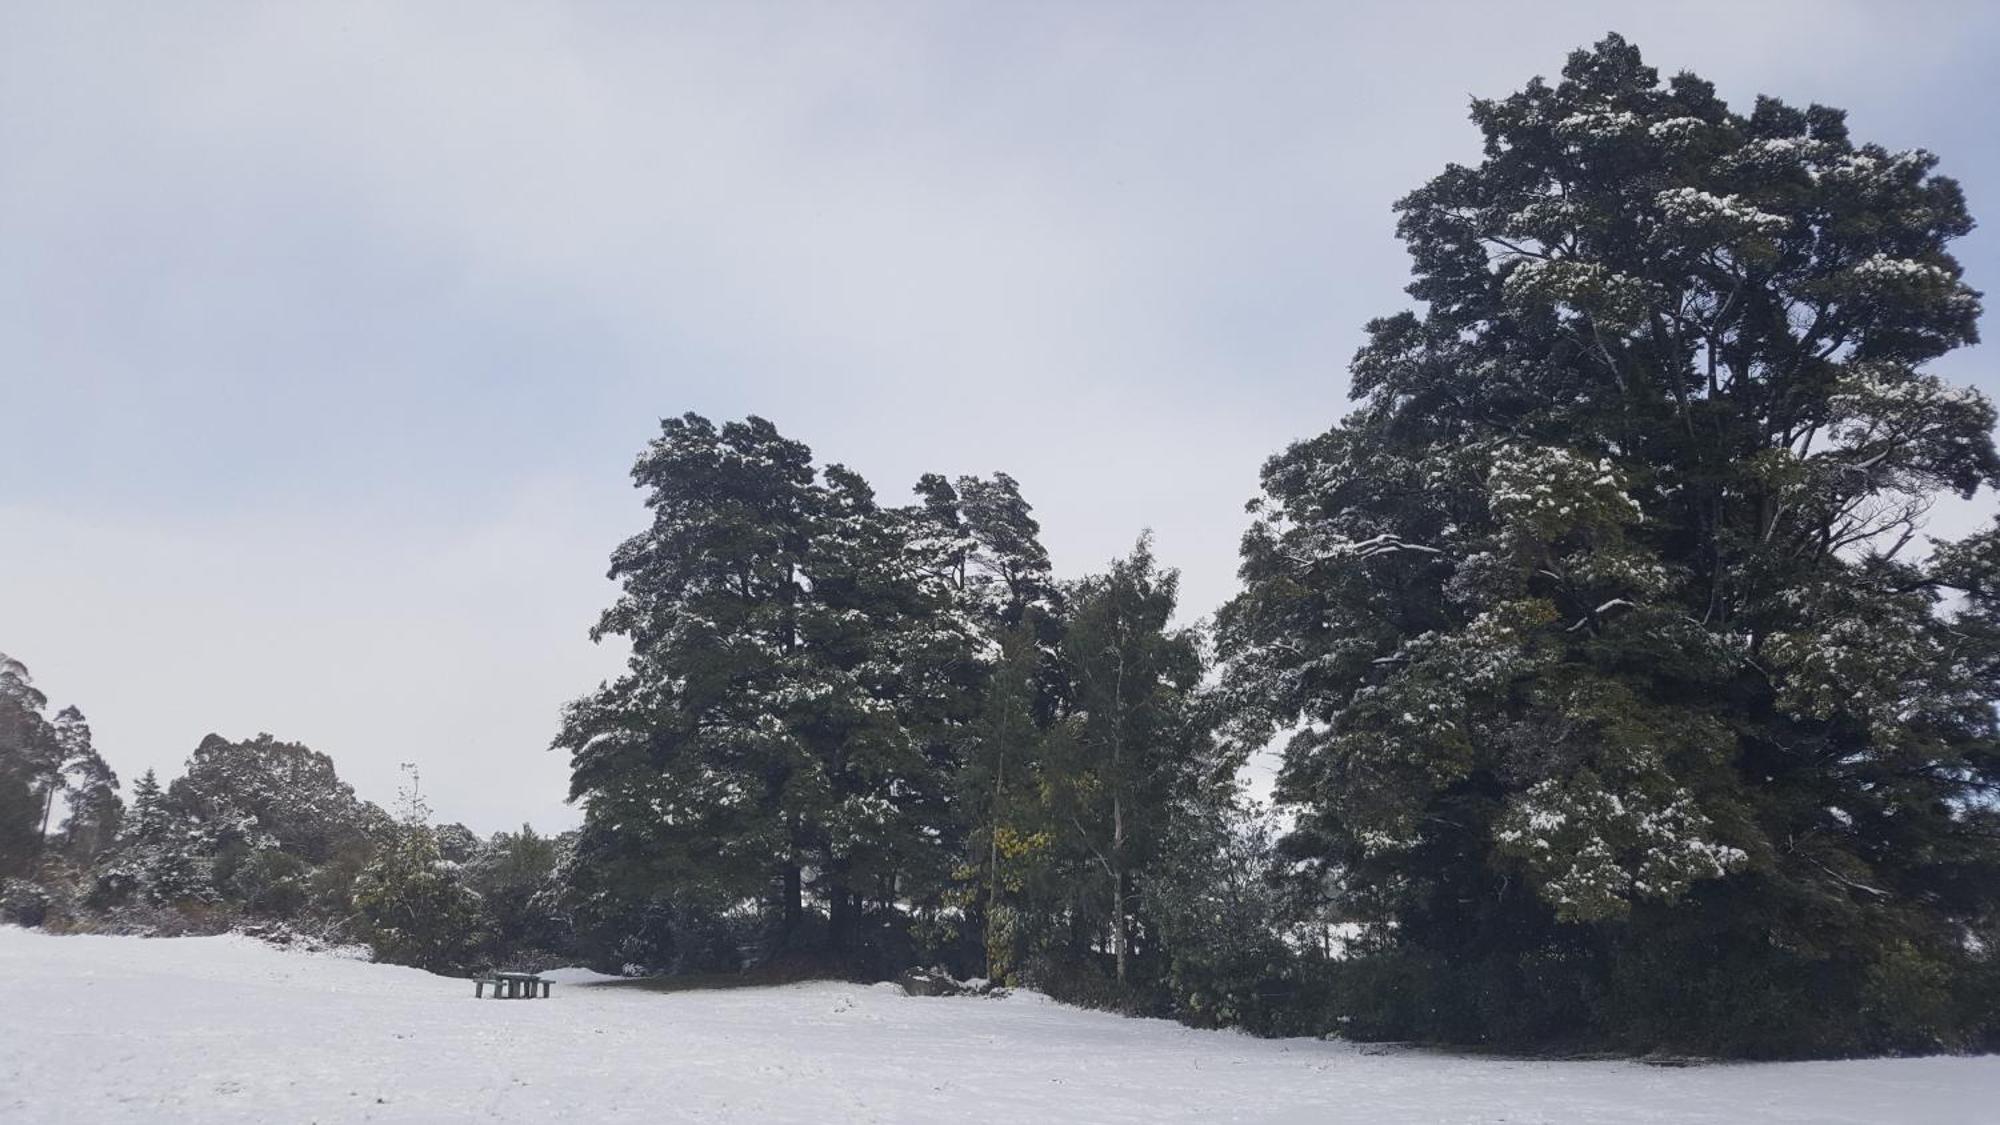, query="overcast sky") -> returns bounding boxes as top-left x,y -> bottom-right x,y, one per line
5,1 -> 1997,833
